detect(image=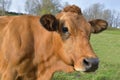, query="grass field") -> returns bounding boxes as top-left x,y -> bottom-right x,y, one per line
52,29 -> 120,80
